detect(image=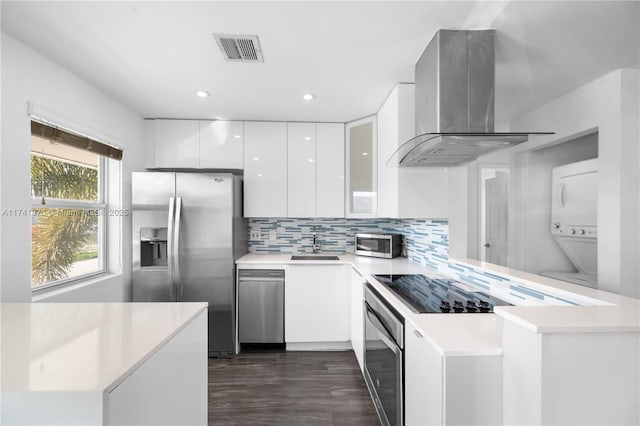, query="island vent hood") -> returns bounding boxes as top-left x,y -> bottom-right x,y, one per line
389,29 -> 553,167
